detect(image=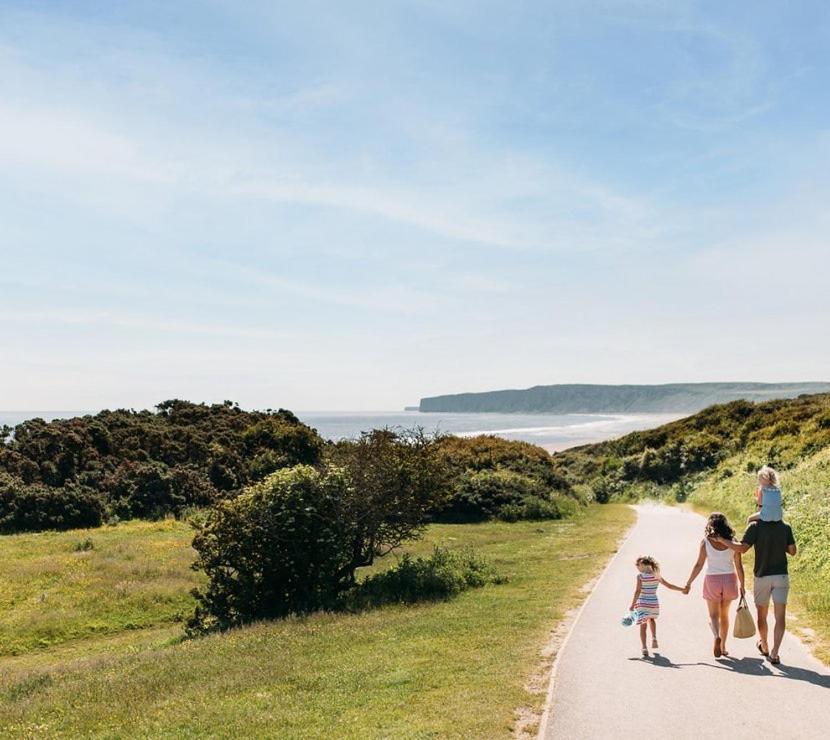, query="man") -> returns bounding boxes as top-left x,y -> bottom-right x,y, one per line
718,518 -> 796,665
